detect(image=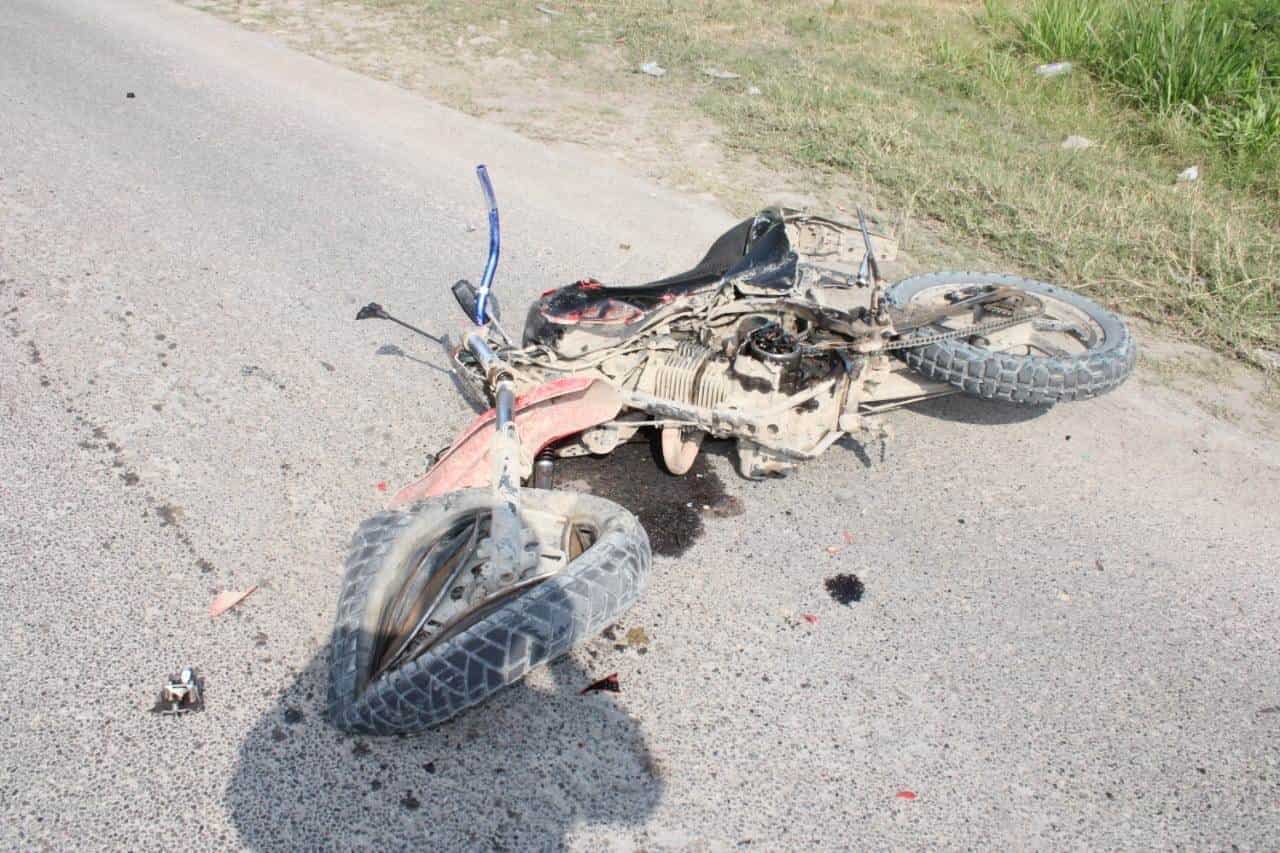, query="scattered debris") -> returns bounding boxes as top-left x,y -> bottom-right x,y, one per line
535,4 -> 562,15
468,35 -> 498,47
1178,165 -> 1200,183
841,531 -> 855,545
619,243 -> 631,250
401,792 -> 421,810
126,92 -> 136,99
625,626 -> 649,648
1095,559 -> 1105,571
376,481 -> 388,492
581,672 -> 621,694
151,667 -> 204,715
824,573 -> 864,604
746,85 -> 762,96
640,61 -> 667,78
1035,61 -> 1073,78
896,790 -> 918,800
209,585 -> 257,618
1258,706 -> 1280,715
1061,135 -> 1095,151
703,67 -> 741,80
423,761 -> 437,773
283,707 -> 304,724
801,613 -> 818,625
